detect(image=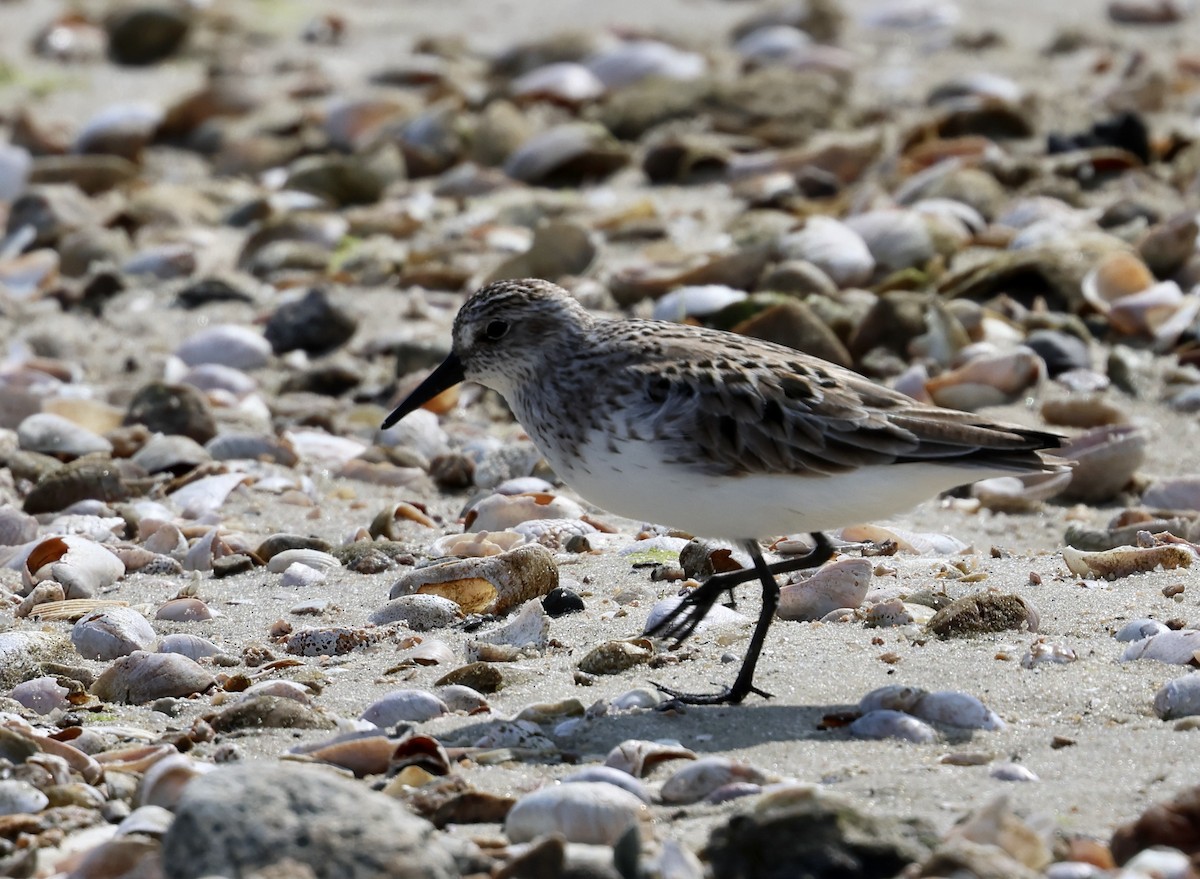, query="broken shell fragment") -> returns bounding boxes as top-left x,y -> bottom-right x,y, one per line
1121,630 -> 1200,665
1062,544 -> 1194,579
777,558 -> 872,621
604,739 -> 697,778
389,544 -> 558,615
